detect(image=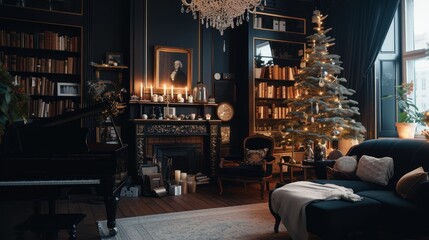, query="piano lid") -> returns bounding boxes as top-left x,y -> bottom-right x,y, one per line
31,102 -> 108,127
0,102 -> 123,155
